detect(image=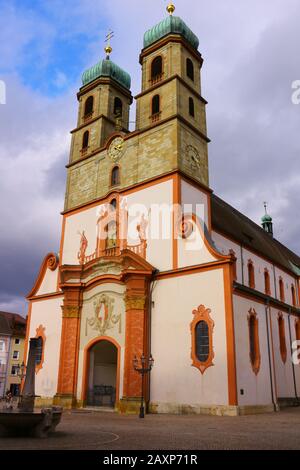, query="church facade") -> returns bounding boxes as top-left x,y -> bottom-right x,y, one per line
25,5 -> 300,416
